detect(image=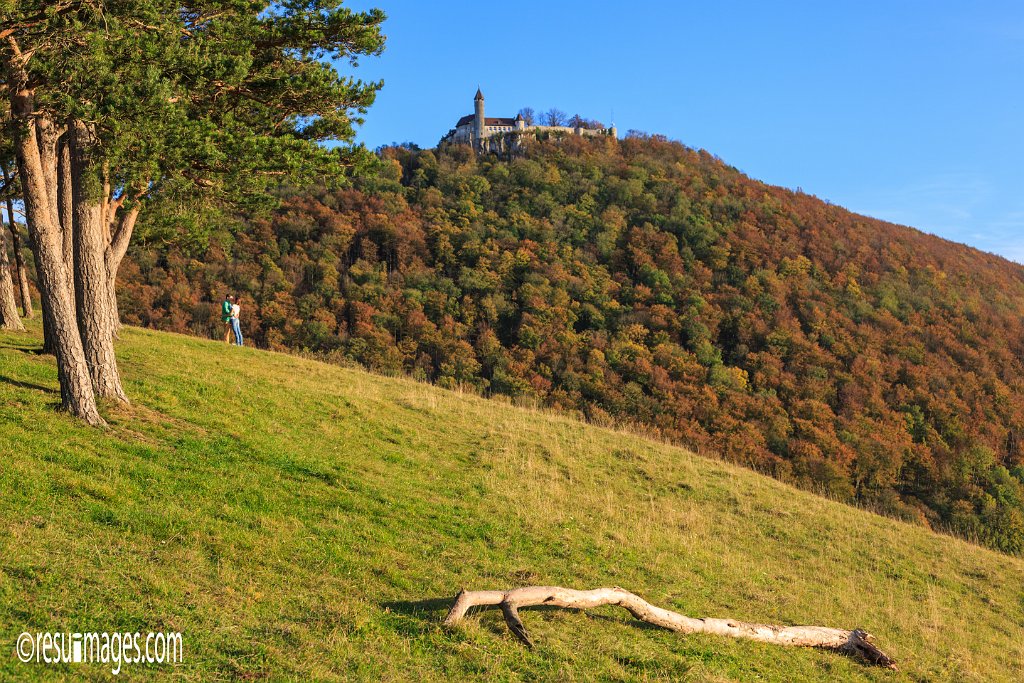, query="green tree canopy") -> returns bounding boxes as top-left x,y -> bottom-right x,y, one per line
1,0 -> 386,422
